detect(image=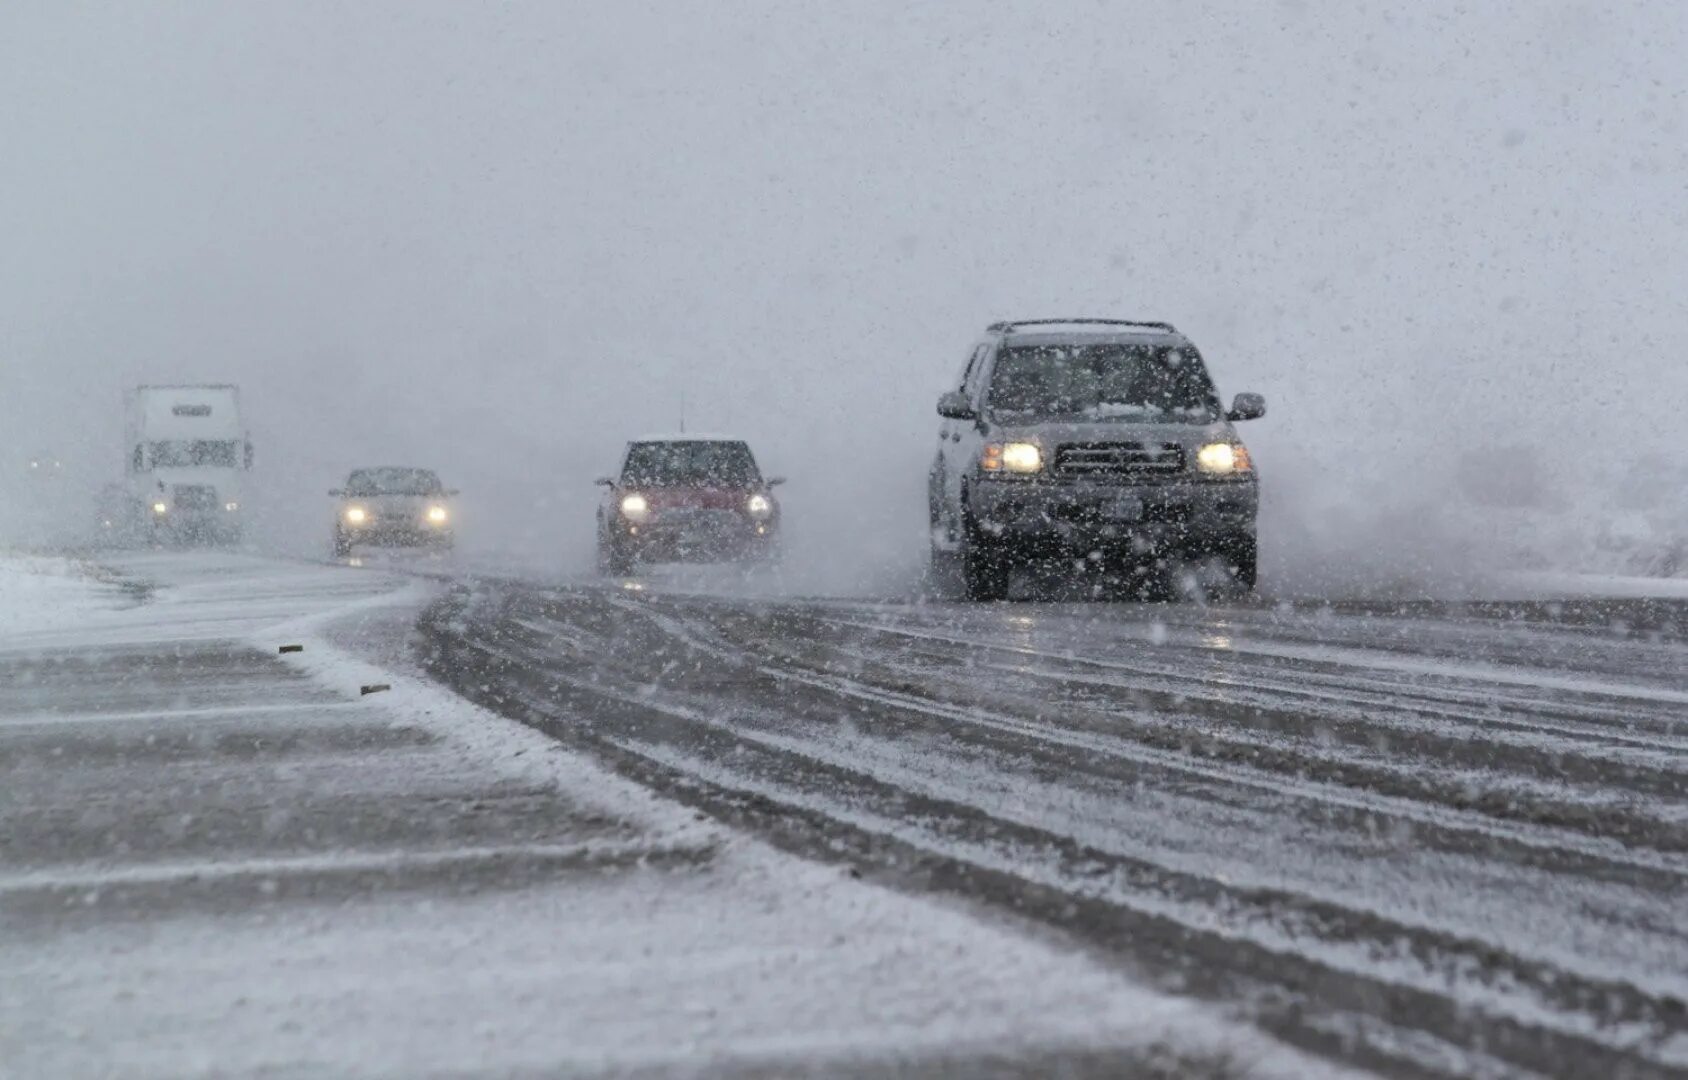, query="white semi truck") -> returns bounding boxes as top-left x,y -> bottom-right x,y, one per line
123,384 -> 252,545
